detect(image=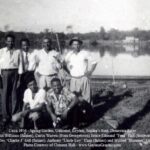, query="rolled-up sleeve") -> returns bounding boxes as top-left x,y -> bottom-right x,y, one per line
37,89 -> 46,104
23,89 -> 30,104
86,52 -> 98,65
0,49 -> 4,73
